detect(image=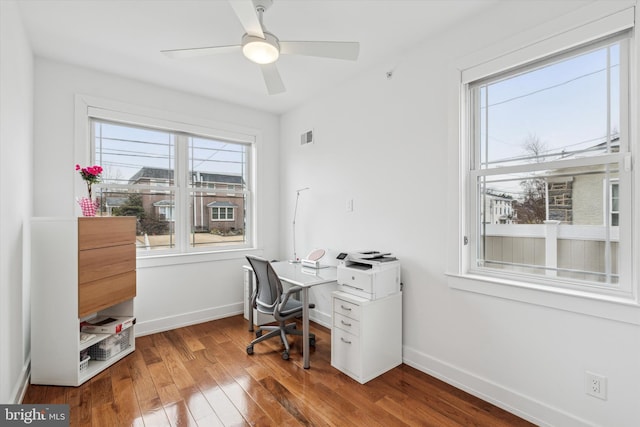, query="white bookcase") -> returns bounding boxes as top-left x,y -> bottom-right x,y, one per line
331,291 -> 402,384
30,217 -> 136,386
